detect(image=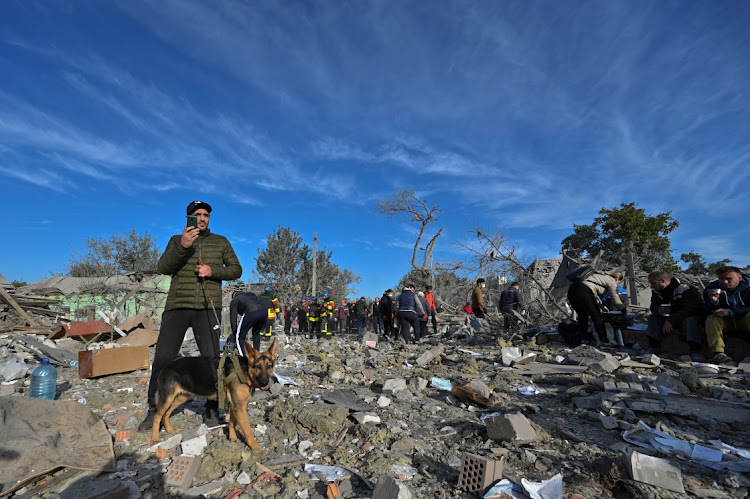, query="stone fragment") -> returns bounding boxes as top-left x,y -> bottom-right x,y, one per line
640,354 -> 661,366
410,377 -> 428,391
377,395 -> 391,408
352,412 -> 381,425
180,434 -> 207,457
599,415 -> 619,429
468,379 -> 491,399
416,345 -> 444,366
485,412 -> 539,443
383,378 -> 407,393
654,373 -> 690,395
372,475 -> 412,499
